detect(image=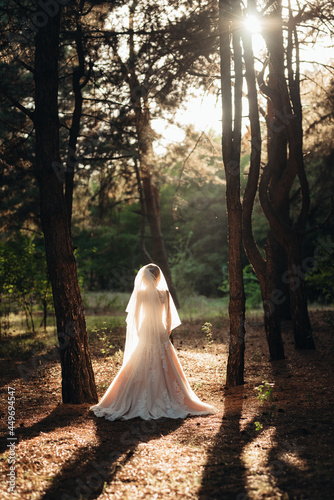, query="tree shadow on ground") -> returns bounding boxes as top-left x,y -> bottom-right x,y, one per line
198,357 -> 294,500
36,406 -> 183,500
0,357 -> 32,388
266,354 -> 334,499
0,403 -> 84,456
198,386 -> 258,500
198,346 -> 334,500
